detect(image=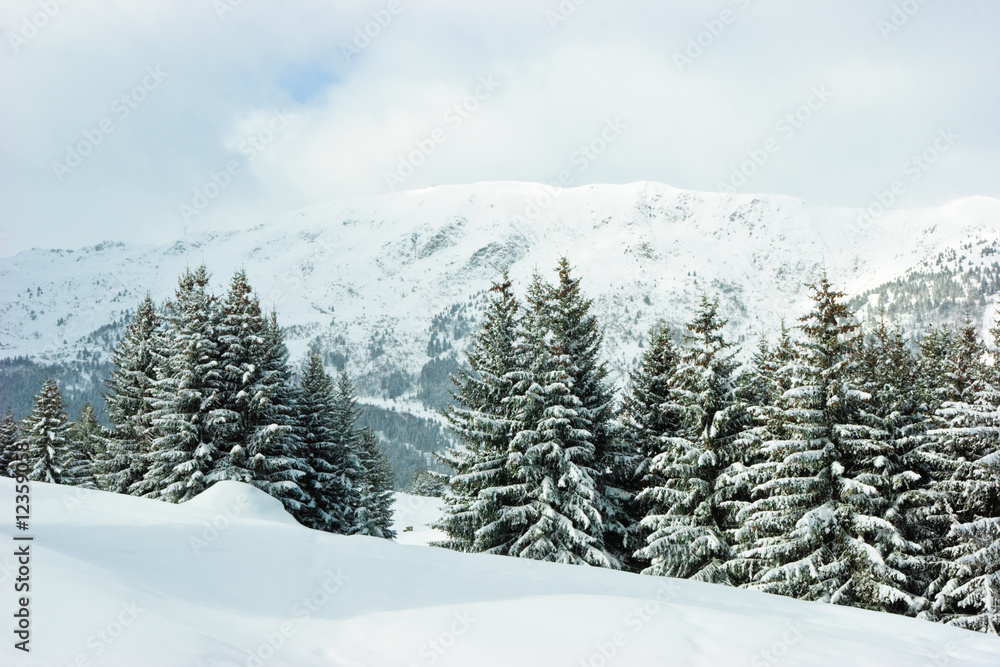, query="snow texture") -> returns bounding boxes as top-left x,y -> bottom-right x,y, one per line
2,477 -> 999,666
